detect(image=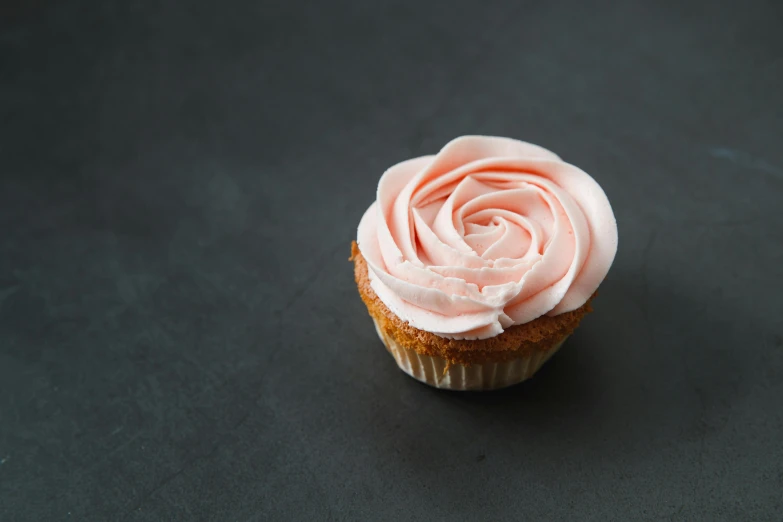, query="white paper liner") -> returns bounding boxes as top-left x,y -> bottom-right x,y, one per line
372,319 -> 566,391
